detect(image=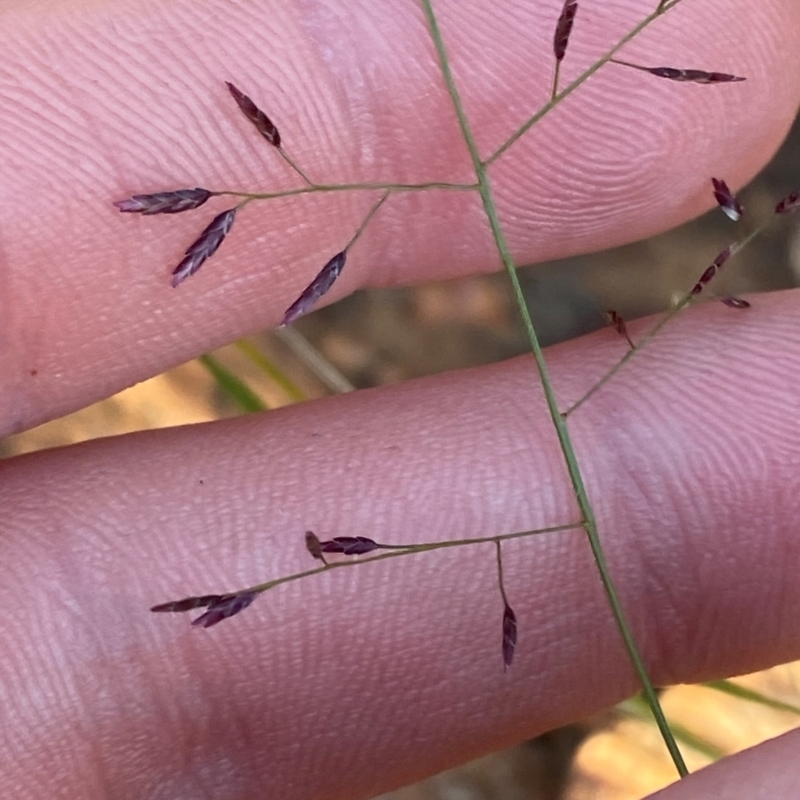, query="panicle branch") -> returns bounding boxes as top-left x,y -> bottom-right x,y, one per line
564,171 -> 800,418
151,522 -> 582,629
